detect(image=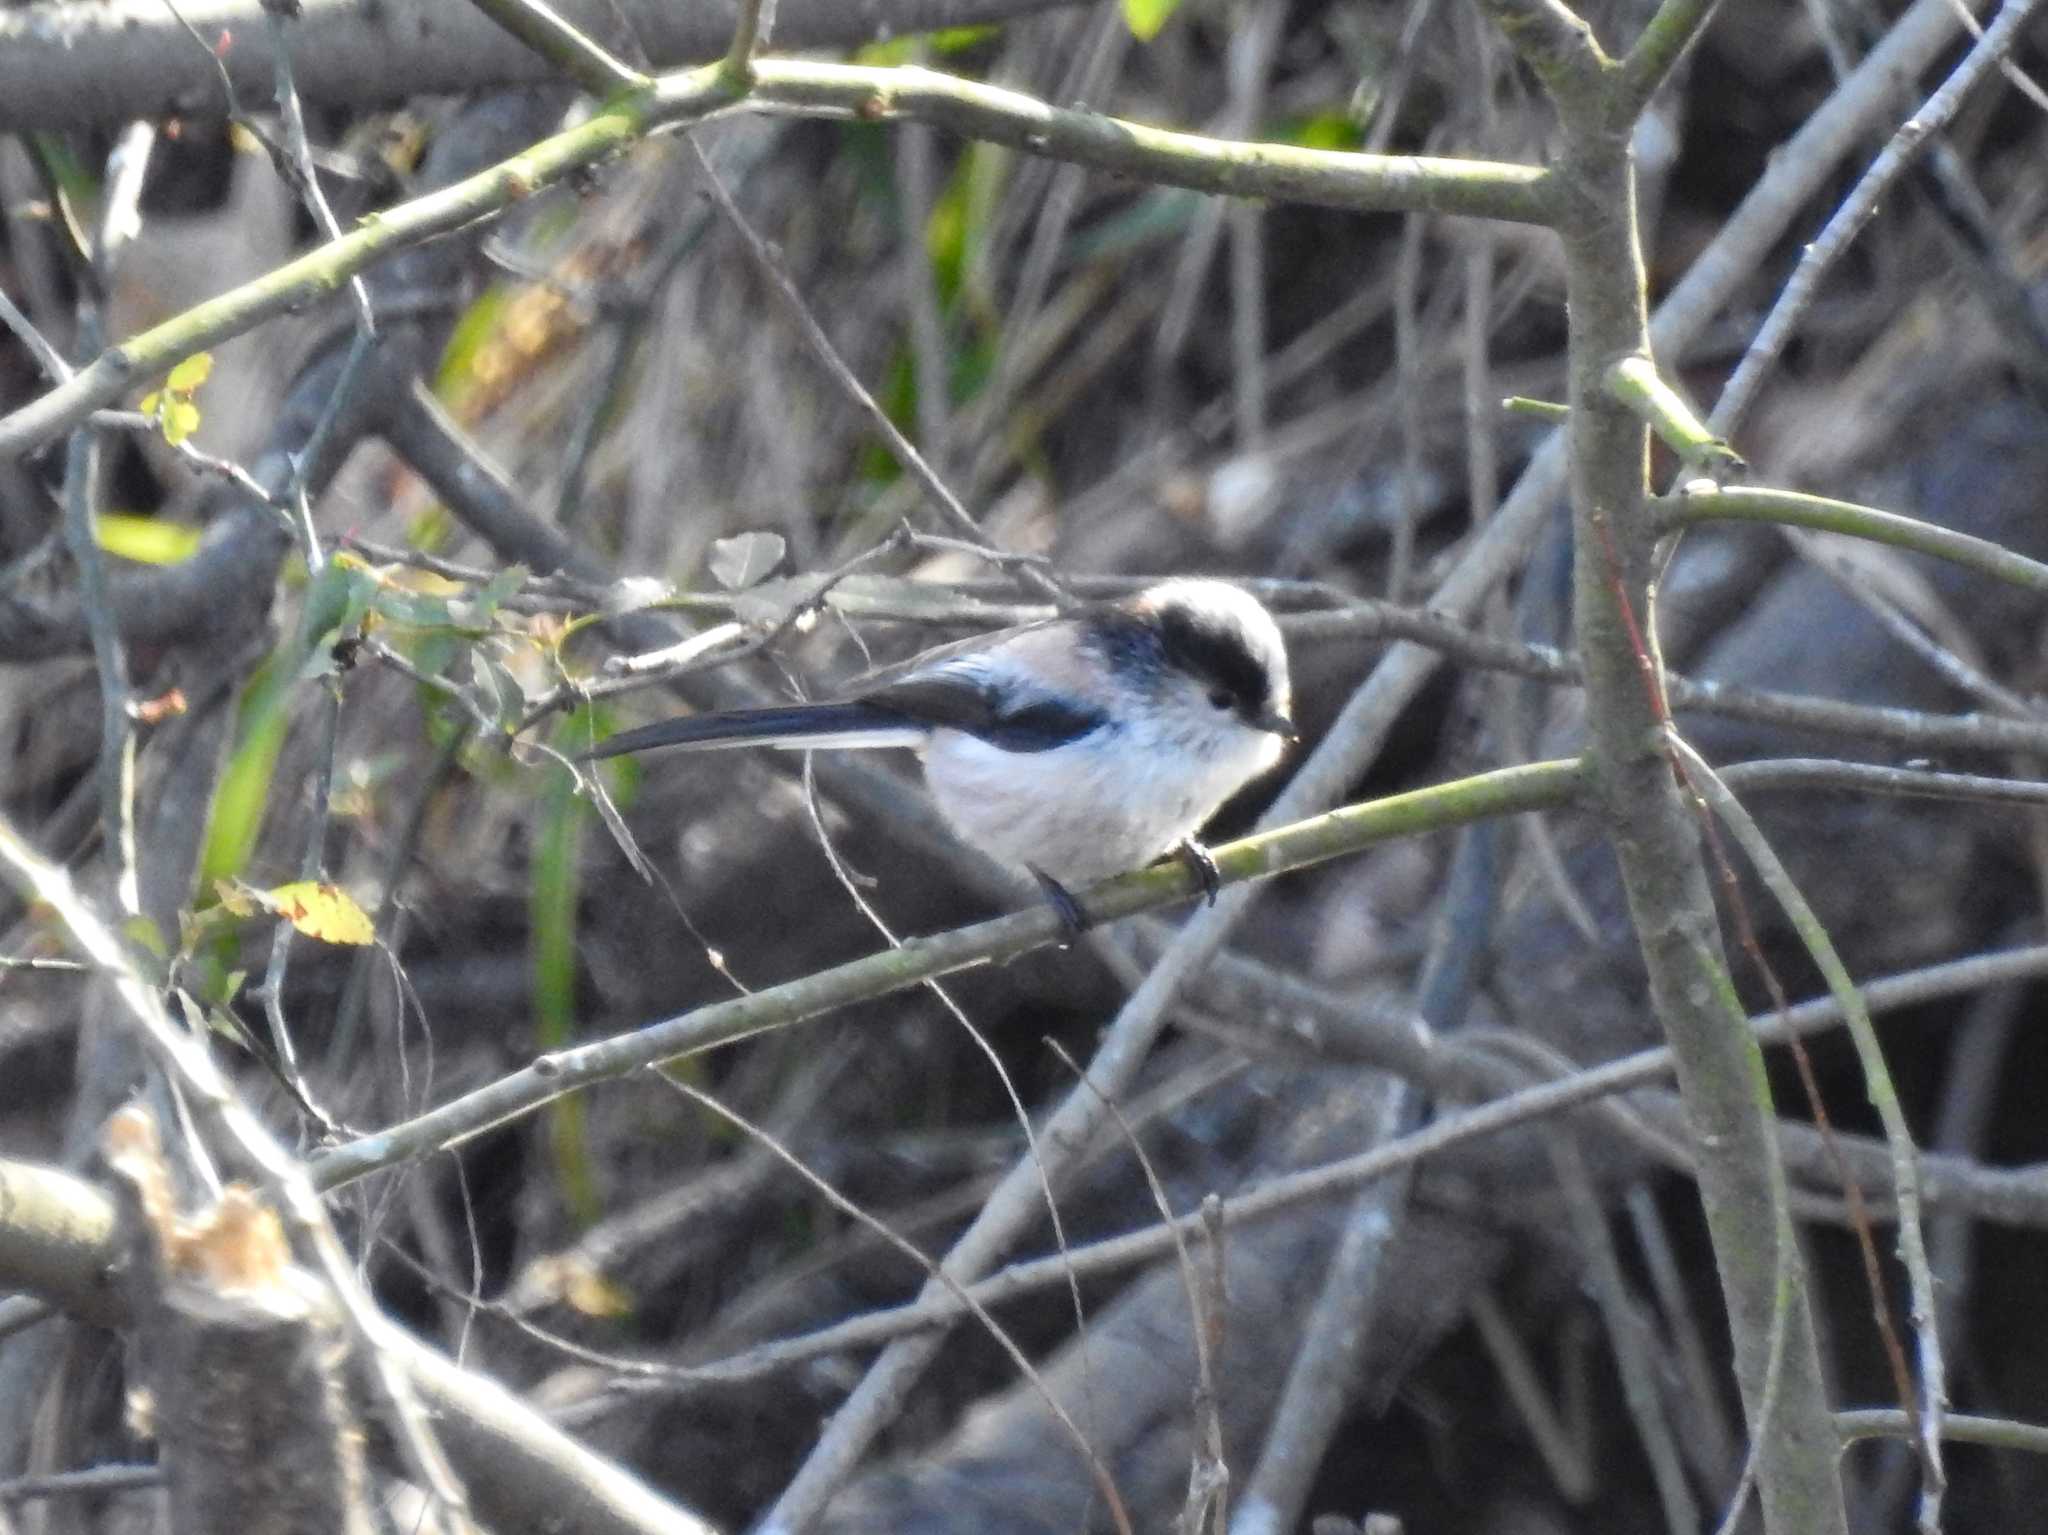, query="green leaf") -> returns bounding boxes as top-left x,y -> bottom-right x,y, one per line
533,757 -> 600,1224
473,563 -> 531,619
854,23 -> 998,65
301,557 -> 378,642
472,647 -> 527,732
199,650 -> 293,887
1287,111 -> 1365,152
707,530 -> 786,590
121,914 -> 169,960
433,283 -> 512,417
1122,0 -> 1185,41
369,585 -> 455,630
31,134 -> 96,205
